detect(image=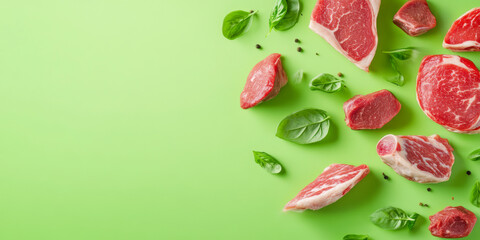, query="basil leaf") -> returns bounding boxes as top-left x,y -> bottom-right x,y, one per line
276,109 -> 330,144
469,149 -> 480,161
253,151 -> 283,174
309,73 -> 345,93
370,206 -> 418,230
269,0 -> 288,33
274,0 -> 300,31
406,213 -> 419,230
470,181 -> 480,207
382,47 -> 415,86
343,234 -> 369,240
382,47 -> 414,61
222,10 -> 257,40
386,57 -> 405,86
293,69 -> 304,84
